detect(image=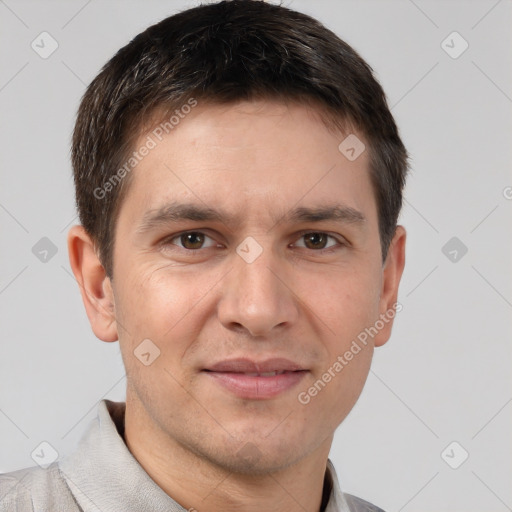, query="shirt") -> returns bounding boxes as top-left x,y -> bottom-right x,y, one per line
0,400 -> 385,512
